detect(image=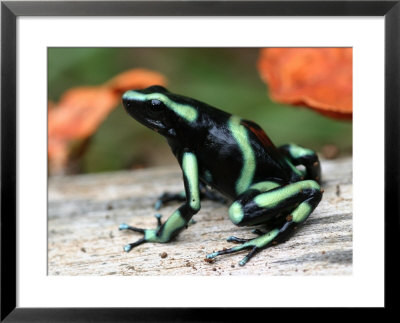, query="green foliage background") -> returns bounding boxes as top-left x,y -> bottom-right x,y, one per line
48,48 -> 352,173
